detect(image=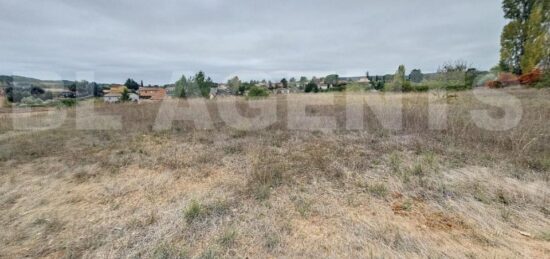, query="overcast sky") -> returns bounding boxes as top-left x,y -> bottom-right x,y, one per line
1,0 -> 506,84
